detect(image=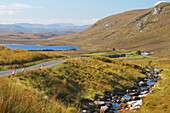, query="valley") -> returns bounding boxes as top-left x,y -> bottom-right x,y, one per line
0,1 -> 169,113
